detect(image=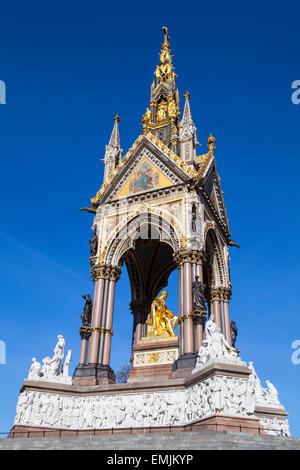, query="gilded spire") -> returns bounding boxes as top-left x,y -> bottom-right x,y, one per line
109,114 -> 121,148
103,115 -> 123,182
179,91 -> 199,163
182,91 -> 192,121
142,27 -> 180,152
154,26 -> 176,87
